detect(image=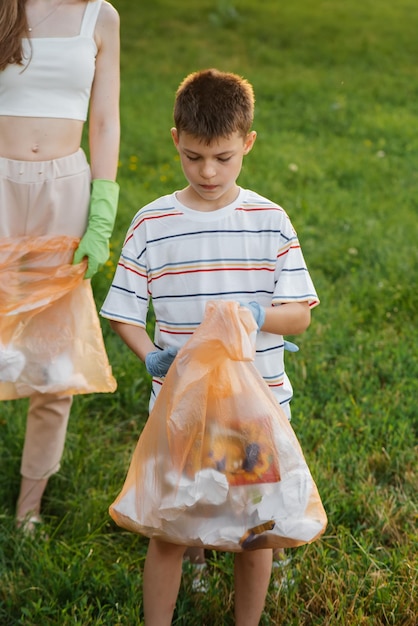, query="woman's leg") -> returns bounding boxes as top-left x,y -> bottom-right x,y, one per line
183,546 -> 208,593
234,549 -> 273,626
17,392 -> 72,521
183,546 -> 206,564
16,477 -> 48,520
143,538 -> 186,626
1,152 -> 90,525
